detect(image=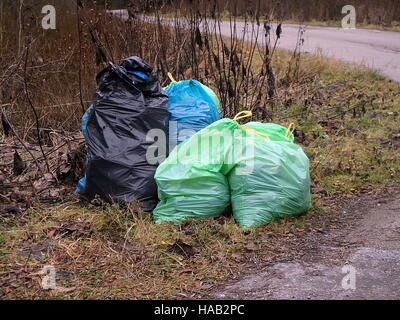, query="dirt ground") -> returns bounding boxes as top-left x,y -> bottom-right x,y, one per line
206,189 -> 400,299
